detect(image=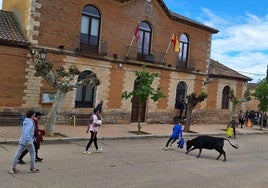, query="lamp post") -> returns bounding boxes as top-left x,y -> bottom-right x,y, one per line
38,49 -> 47,60
204,74 -> 214,85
